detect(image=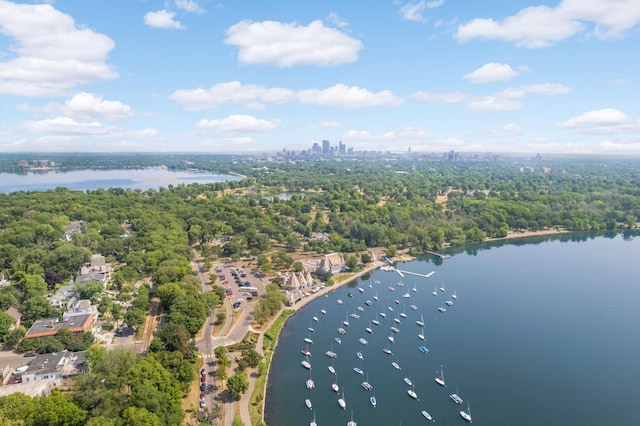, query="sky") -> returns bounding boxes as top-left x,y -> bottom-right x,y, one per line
0,0 -> 639,155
